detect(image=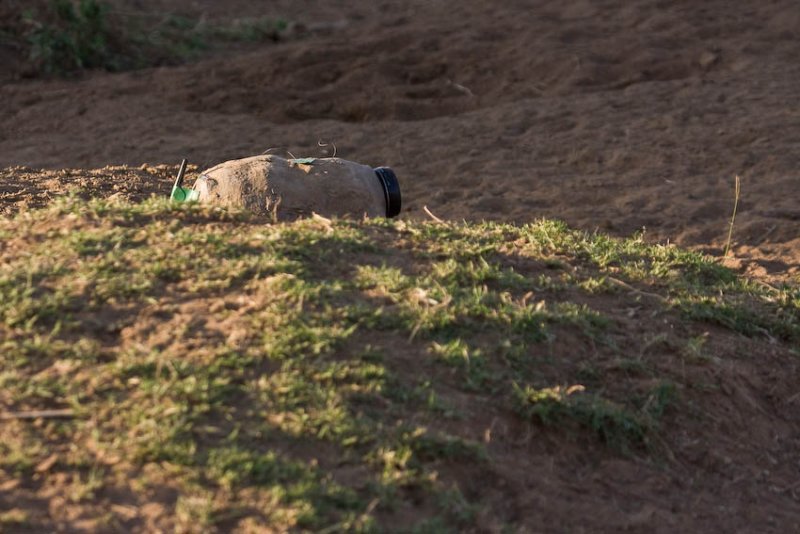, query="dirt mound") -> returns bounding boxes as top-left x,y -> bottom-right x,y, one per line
169,1 -> 796,123
0,194 -> 798,531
